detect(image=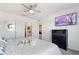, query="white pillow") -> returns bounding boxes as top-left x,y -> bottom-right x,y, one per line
0,40 -> 7,48
0,47 -> 5,55
0,49 -> 5,55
